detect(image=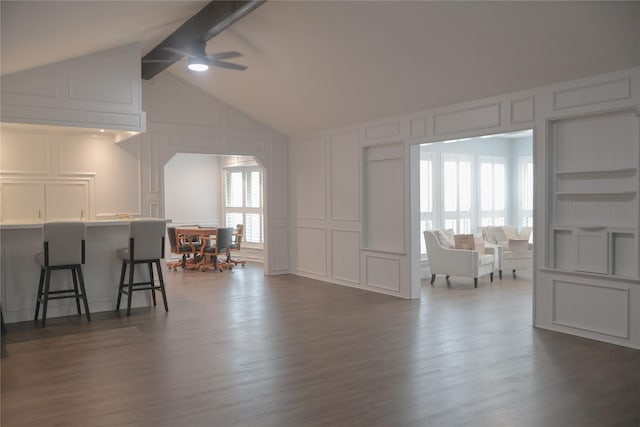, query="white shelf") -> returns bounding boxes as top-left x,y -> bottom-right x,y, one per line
555,191 -> 636,197
555,168 -> 637,177
541,268 -> 640,283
